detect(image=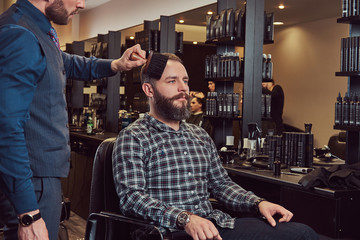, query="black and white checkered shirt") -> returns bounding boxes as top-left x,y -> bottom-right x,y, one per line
112,114 -> 260,231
